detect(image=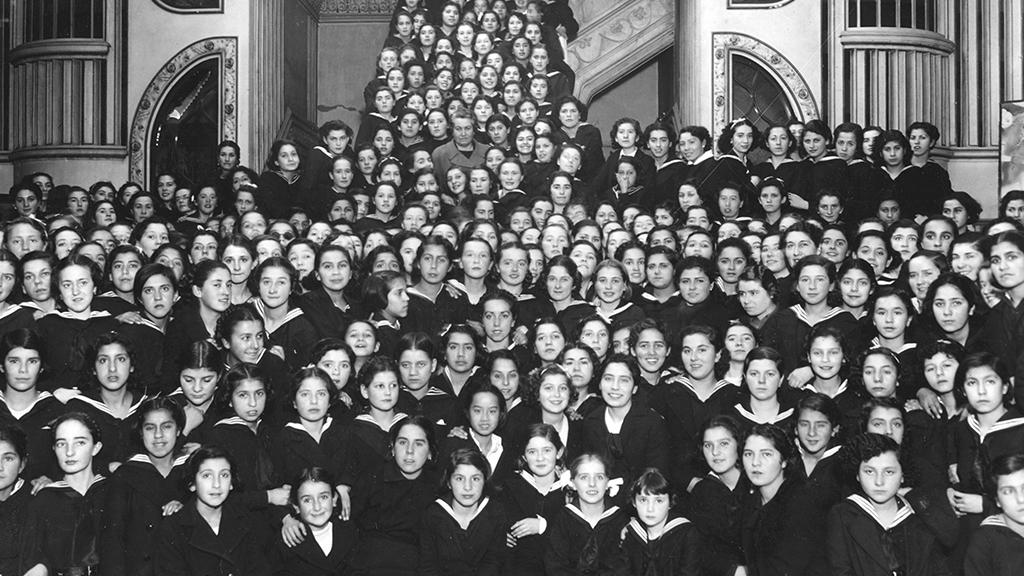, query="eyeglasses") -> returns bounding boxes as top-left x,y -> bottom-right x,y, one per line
271,232 -> 295,241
